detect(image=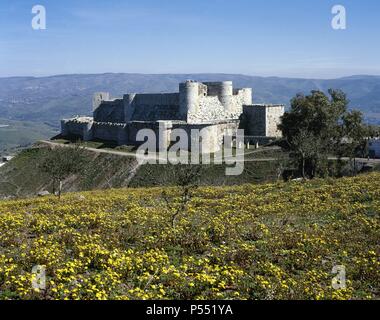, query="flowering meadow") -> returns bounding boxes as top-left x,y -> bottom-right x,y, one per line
0,173 -> 379,300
